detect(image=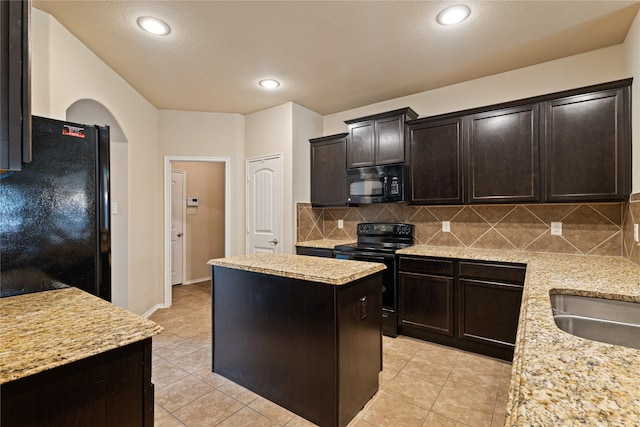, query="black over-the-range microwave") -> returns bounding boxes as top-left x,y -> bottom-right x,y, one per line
346,164 -> 406,204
